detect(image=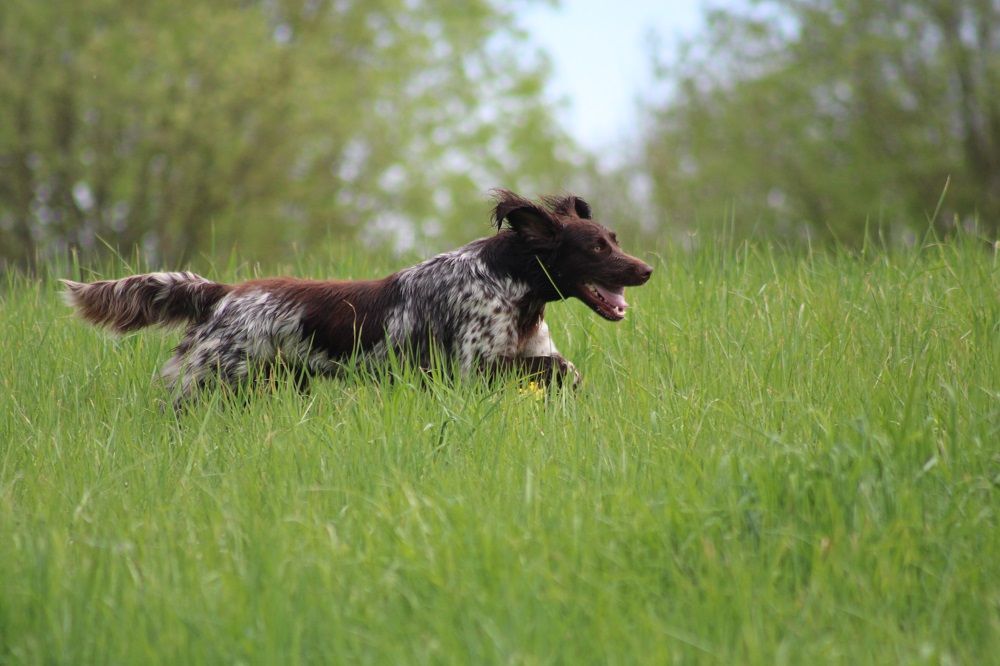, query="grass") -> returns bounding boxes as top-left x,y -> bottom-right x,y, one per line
1,237 -> 998,664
